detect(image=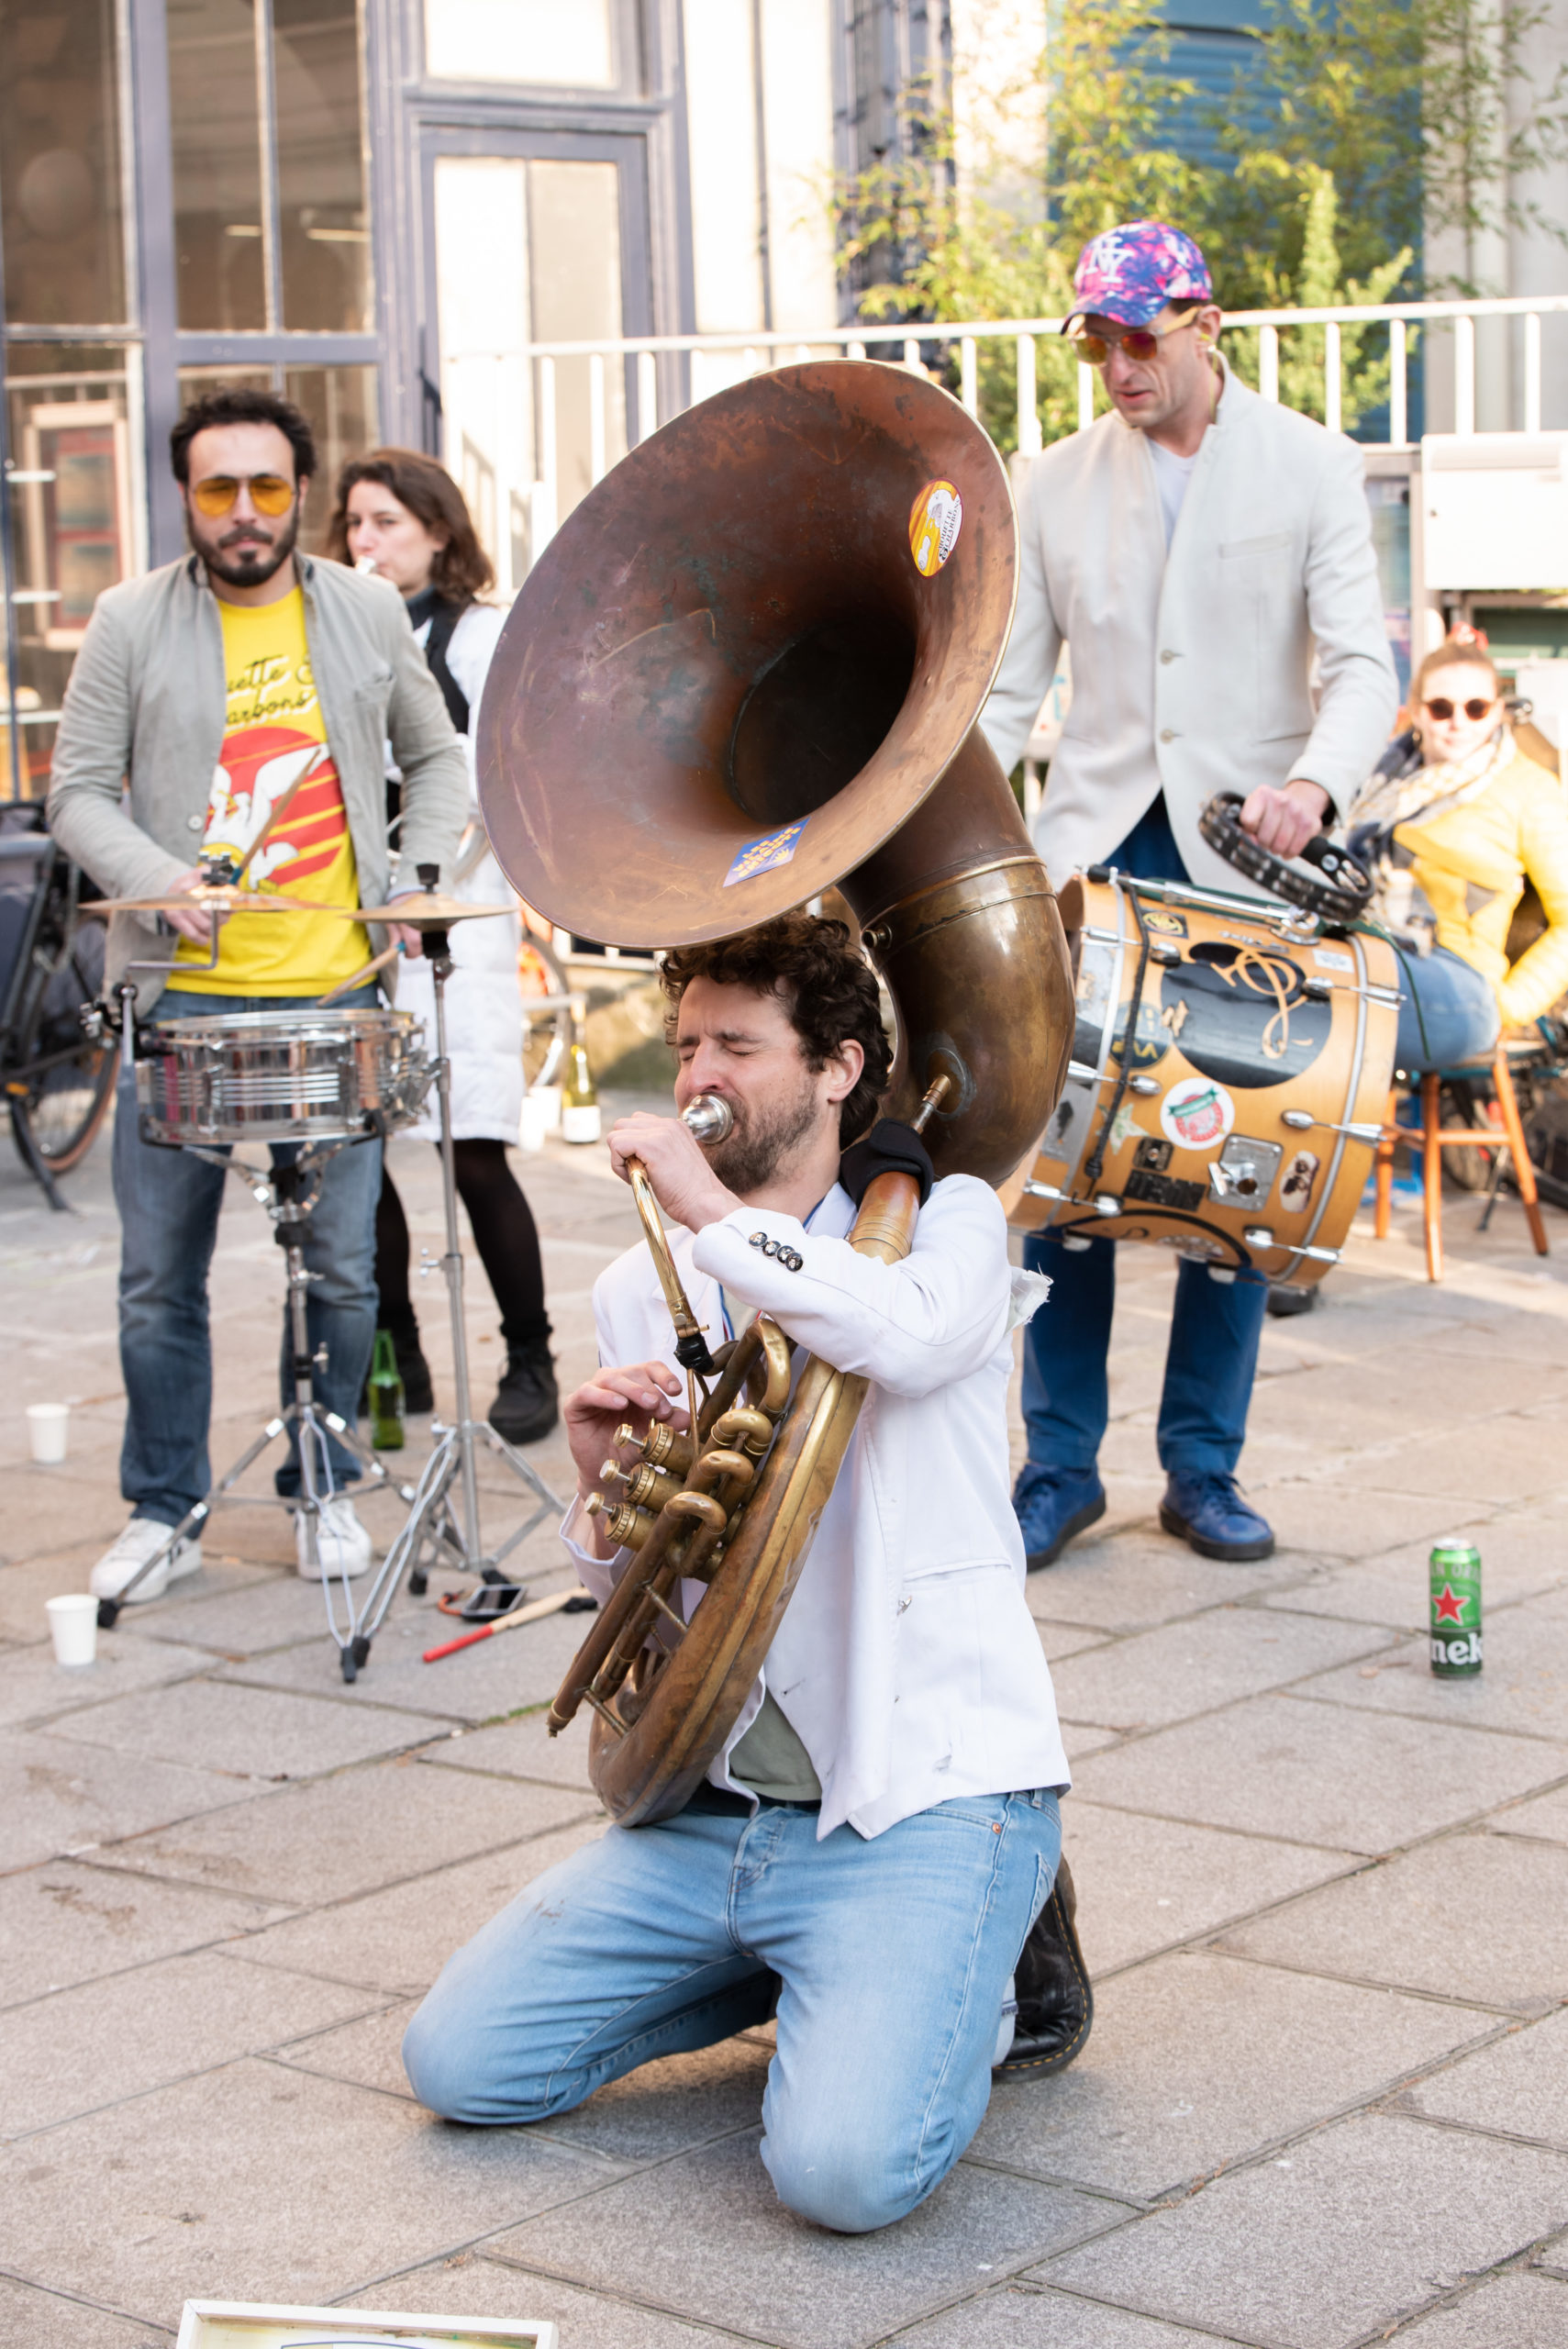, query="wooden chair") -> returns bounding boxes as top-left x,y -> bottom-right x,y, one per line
1374,1047 -> 1550,1281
